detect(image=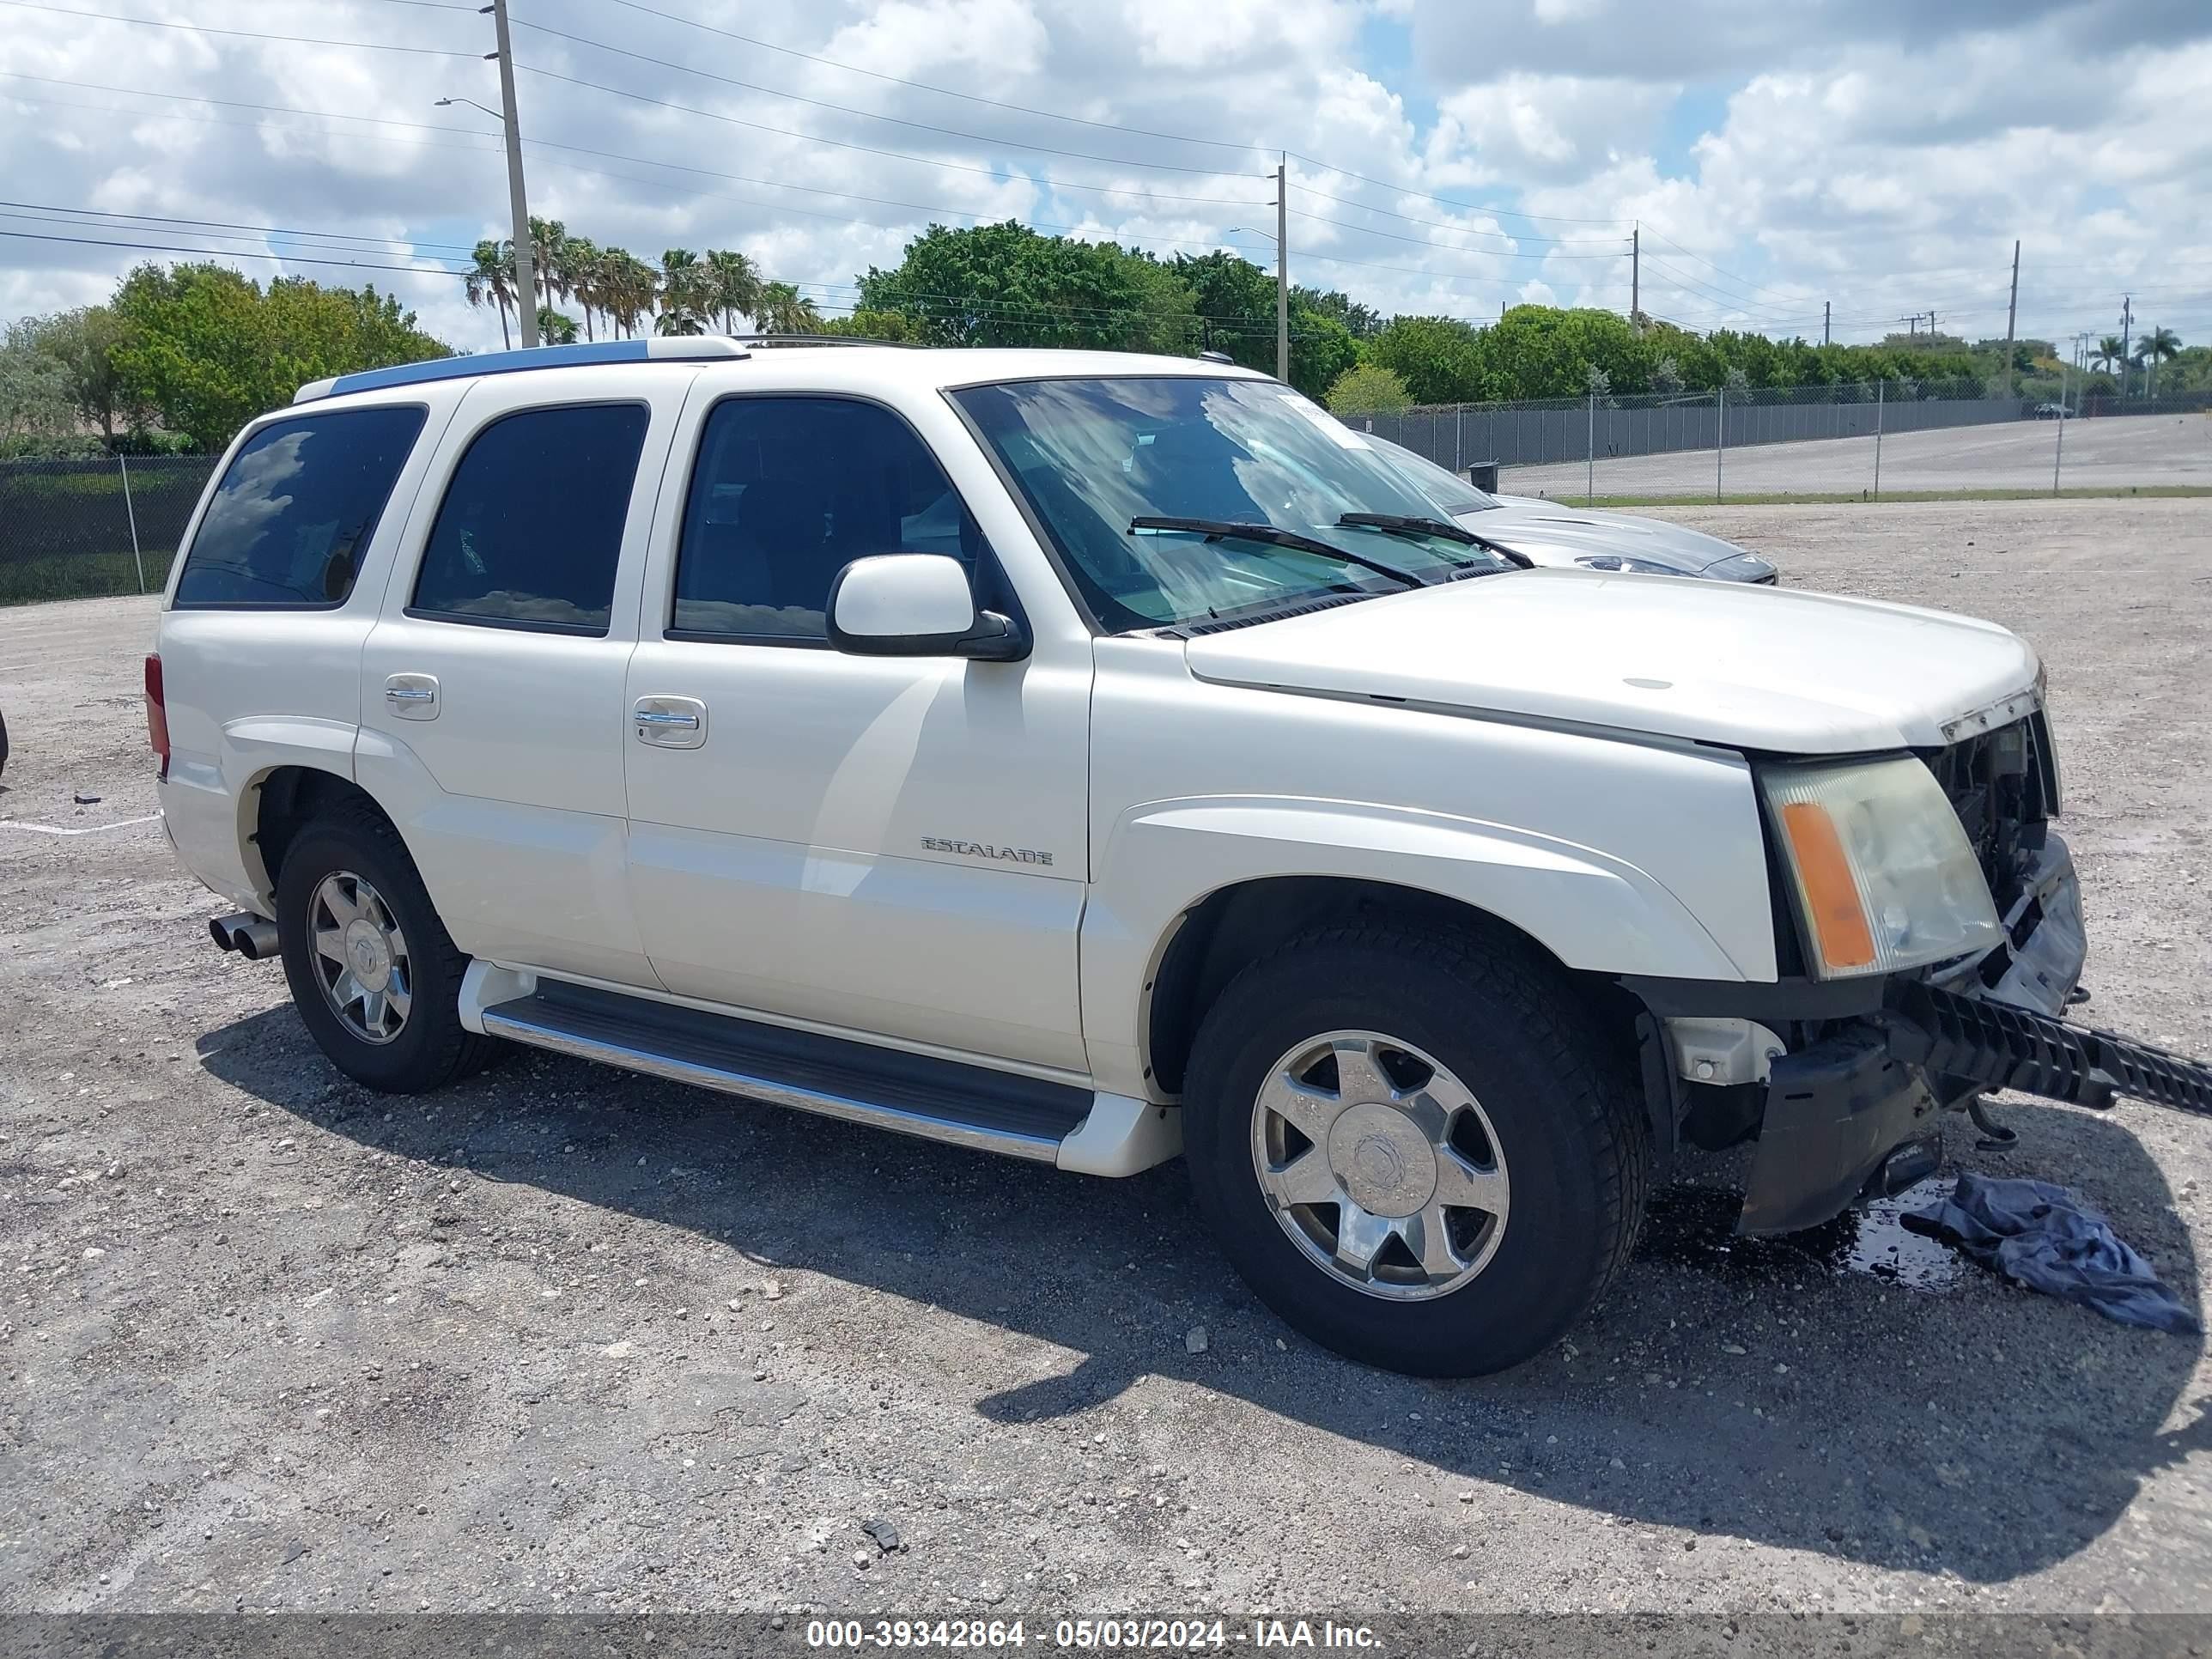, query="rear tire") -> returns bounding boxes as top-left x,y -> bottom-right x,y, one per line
274,802 -> 499,1093
1182,925 -> 1648,1376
